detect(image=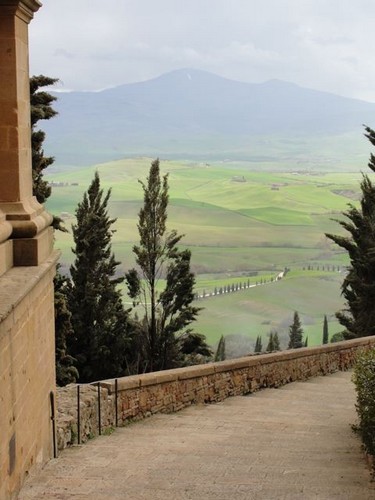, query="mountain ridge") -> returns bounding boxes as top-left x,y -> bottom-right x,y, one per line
42,68 -> 375,168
